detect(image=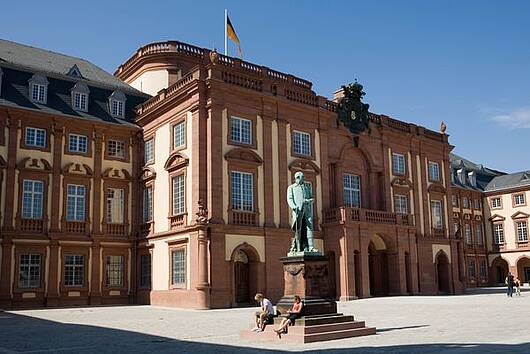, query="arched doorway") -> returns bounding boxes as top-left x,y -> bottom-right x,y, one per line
516,257 -> 530,284
234,250 -> 250,304
368,235 -> 389,296
490,257 -> 509,285
436,251 -> 451,294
